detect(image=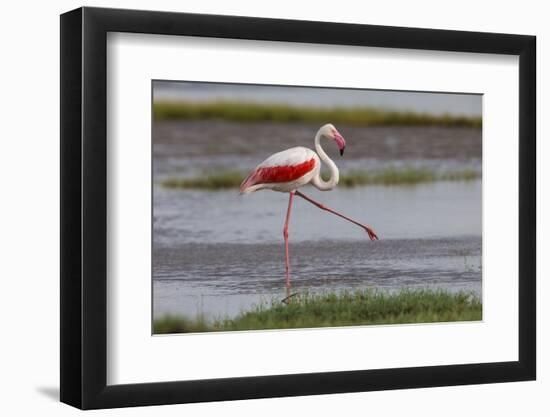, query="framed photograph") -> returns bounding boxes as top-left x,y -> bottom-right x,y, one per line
60,6 -> 536,409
